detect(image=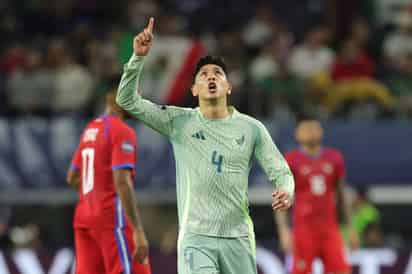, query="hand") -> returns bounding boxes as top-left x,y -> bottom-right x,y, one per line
272,190 -> 292,211
279,228 -> 293,253
348,227 -> 360,250
134,17 -> 154,56
133,228 -> 149,264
